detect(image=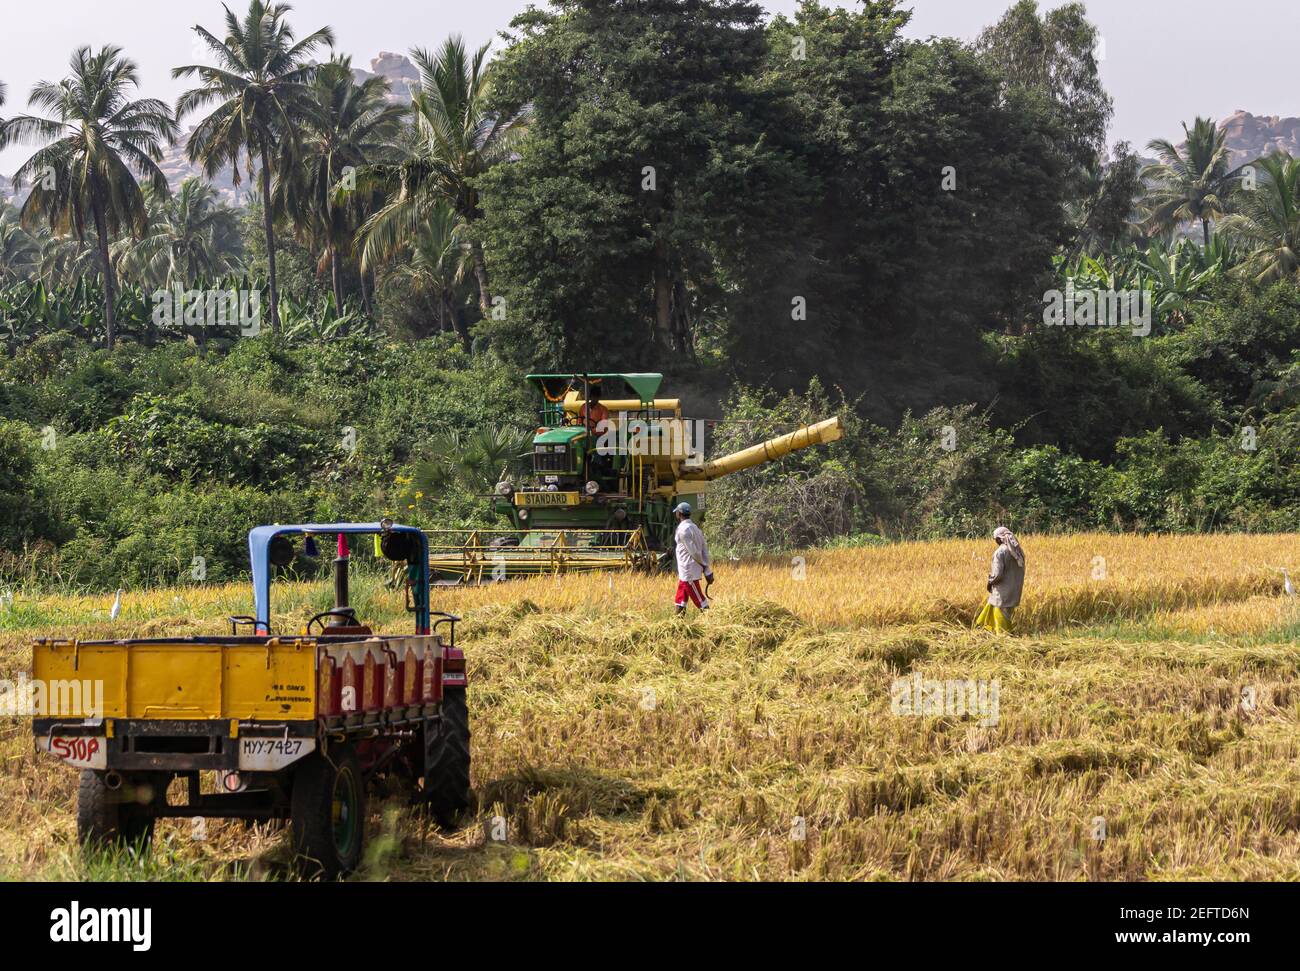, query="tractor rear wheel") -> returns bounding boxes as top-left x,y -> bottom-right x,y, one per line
422,688 -> 471,828
291,745 -> 365,880
77,771 -> 157,849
